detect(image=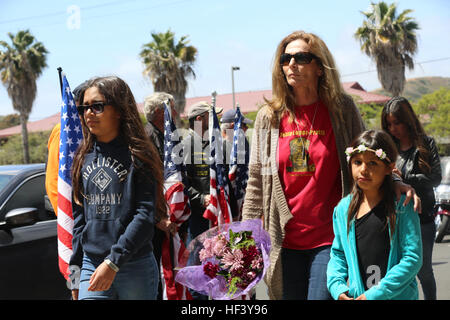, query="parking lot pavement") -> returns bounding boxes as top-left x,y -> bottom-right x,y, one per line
419,235 -> 450,300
